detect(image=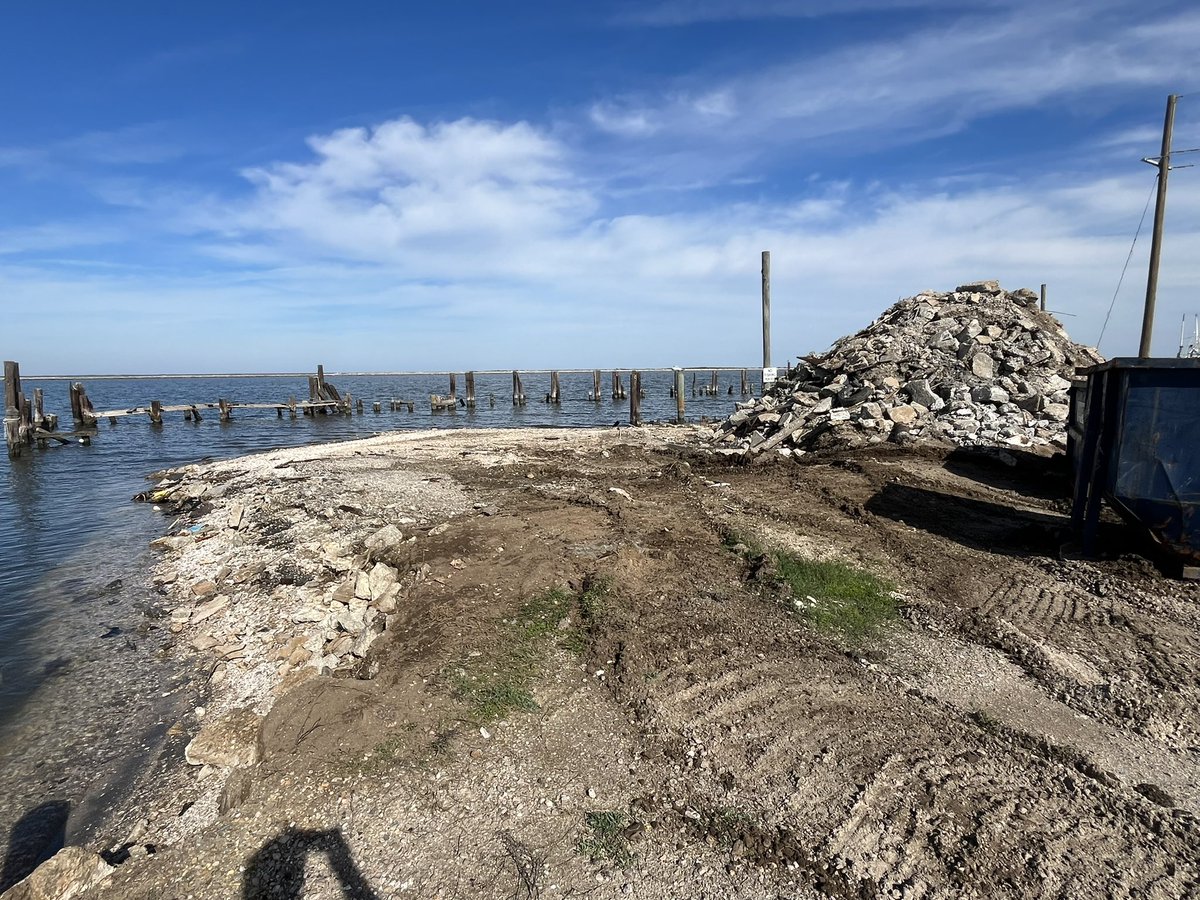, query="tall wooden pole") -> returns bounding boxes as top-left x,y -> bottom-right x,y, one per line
674,368 -> 685,424
761,251 -> 772,368
1040,284 -> 1046,312
1140,94 -> 1178,358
